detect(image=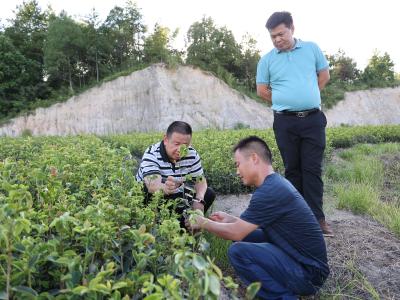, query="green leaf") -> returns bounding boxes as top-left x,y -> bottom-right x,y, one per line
55,257 -> 70,265
143,293 -> 163,300
112,281 -> 128,290
12,285 -> 39,296
245,282 -> 261,299
72,286 -> 89,295
193,255 -> 207,271
210,262 -> 223,279
15,218 -> 31,235
91,283 -> 111,294
28,254 -> 39,268
203,272 -> 209,295
137,258 -> 147,269
208,274 -> 220,296
111,290 -> 122,300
